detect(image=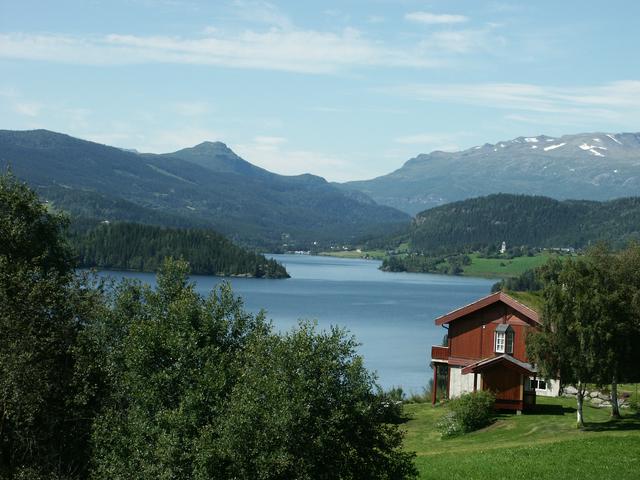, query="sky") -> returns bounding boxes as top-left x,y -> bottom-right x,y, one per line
1,0 -> 639,182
